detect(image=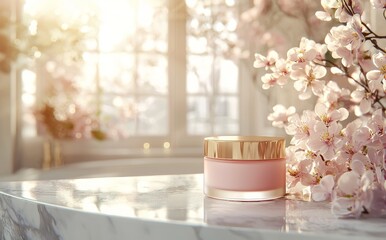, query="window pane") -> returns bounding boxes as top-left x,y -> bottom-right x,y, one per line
187,55 -> 213,94
187,96 -> 210,135
214,96 -> 239,135
137,96 -> 168,135
138,54 -> 168,94
100,95 -> 136,138
99,53 -> 135,94
218,59 -> 238,93
186,0 -> 242,136
99,0 -> 135,52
